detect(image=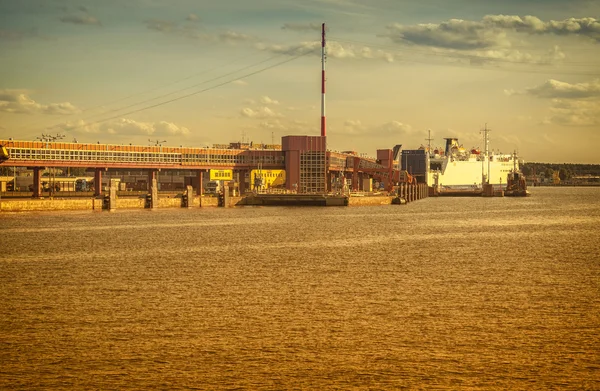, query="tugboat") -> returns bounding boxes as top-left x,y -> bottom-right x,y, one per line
504,152 -> 530,197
